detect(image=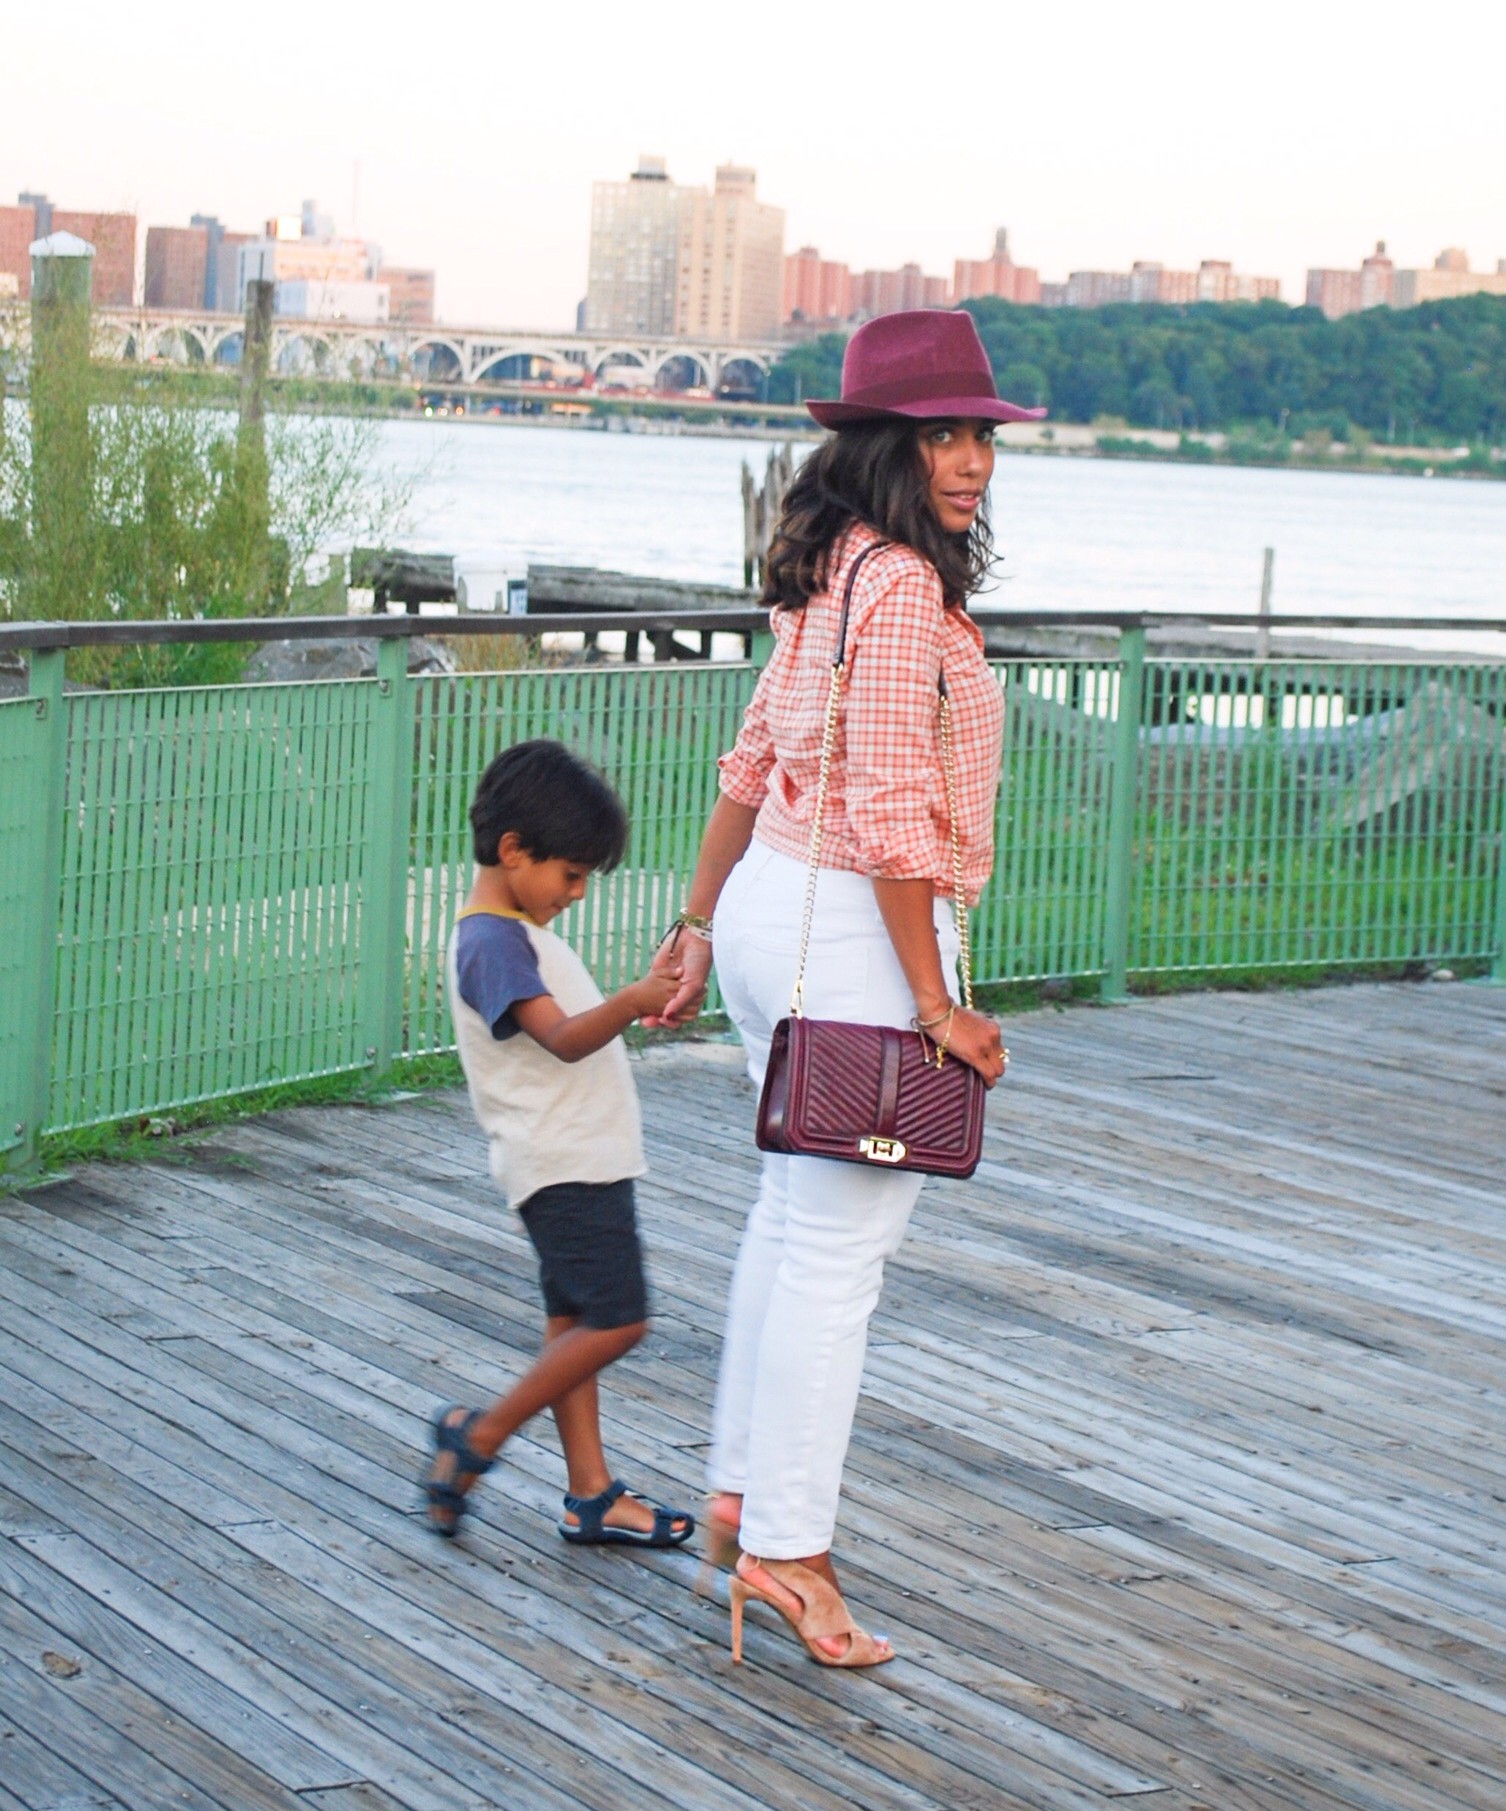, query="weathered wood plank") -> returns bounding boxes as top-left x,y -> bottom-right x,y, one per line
2,982 -> 1504,1811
